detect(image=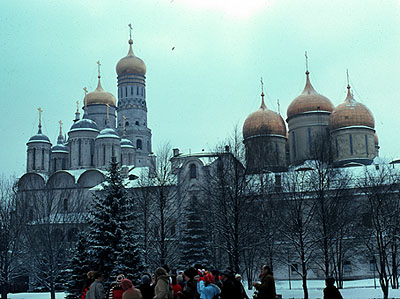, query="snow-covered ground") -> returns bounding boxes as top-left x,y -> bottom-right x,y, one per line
7,279 -> 400,299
